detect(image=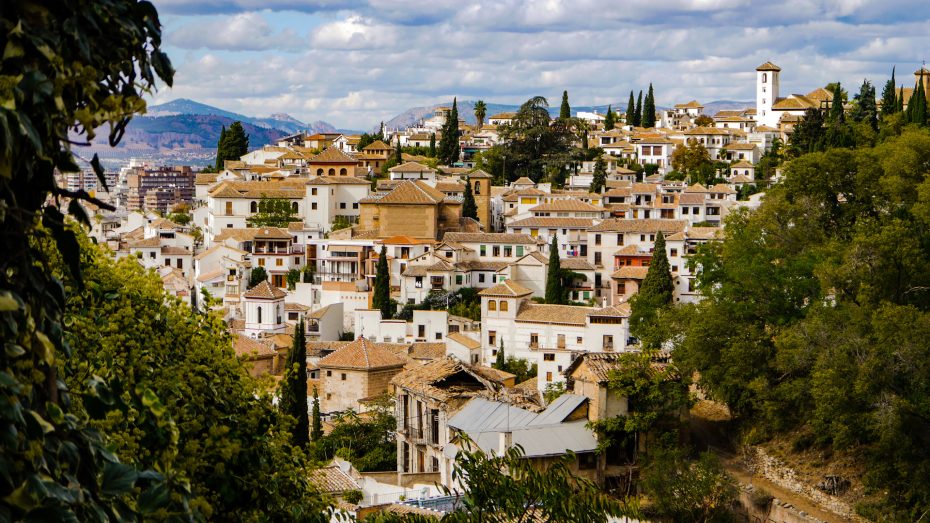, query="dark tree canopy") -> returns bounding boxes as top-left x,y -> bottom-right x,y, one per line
216,120 -> 249,169
439,98 -> 461,165
629,231 -> 674,348
545,235 -> 565,304
642,83 -> 656,128
473,100 -> 487,129
634,90 -> 643,127
560,90 -> 571,119
247,195 -> 300,227
627,91 -> 636,125
462,176 -> 478,220
373,245 -> 392,319
279,320 -> 309,446
604,105 -> 616,130
249,266 -> 268,288
880,66 -> 898,117
496,96 -> 574,182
